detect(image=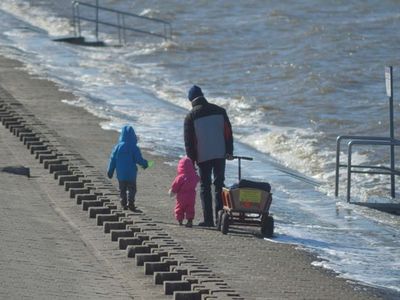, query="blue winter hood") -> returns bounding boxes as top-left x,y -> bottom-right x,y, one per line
119,125 -> 137,145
